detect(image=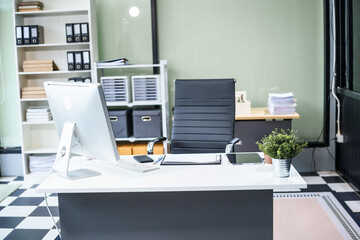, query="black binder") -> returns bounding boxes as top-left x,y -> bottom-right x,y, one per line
15,26 -> 23,45
68,77 -> 76,82
65,23 -> 74,43
74,51 -> 83,70
76,77 -> 84,82
81,23 -> 89,42
30,25 -> 44,44
23,26 -> 30,45
82,51 -> 90,70
67,52 -> 75,71
83,76 -> 91,83
73,23 -> 81,42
